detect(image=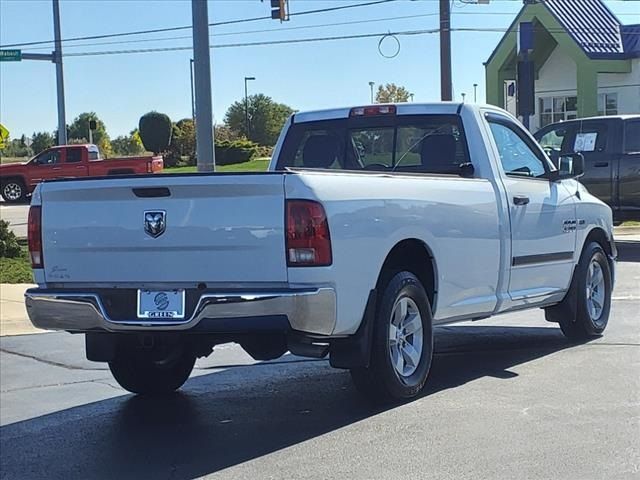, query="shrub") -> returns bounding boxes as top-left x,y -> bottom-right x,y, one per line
0,220 -> 21,258
215,139 -> 258,166
139,112 -> 172,154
